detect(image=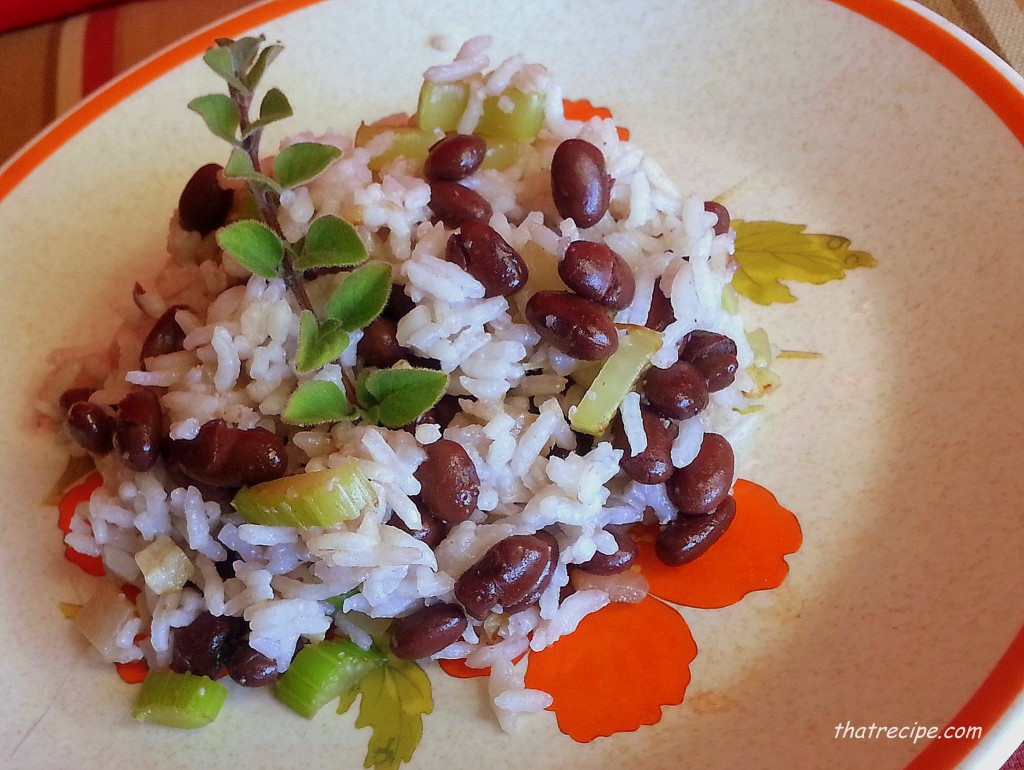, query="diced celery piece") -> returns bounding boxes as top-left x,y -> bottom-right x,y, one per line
721,284 -> 739,314
132,671 -> 227,729
231,461 -> 376,529
480,139 -> 520,171
569,325 -> 663,436
354,123 -> 442,172
416,81 -> 470,132
275,639 -> 384,719
476,89 -> 546,142
135,535 -> 194,595
519,242 -> 566,300
746,327 -> 773,368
